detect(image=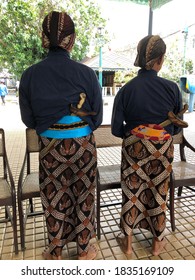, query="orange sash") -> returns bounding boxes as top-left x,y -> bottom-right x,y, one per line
131,124 -> 171,141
